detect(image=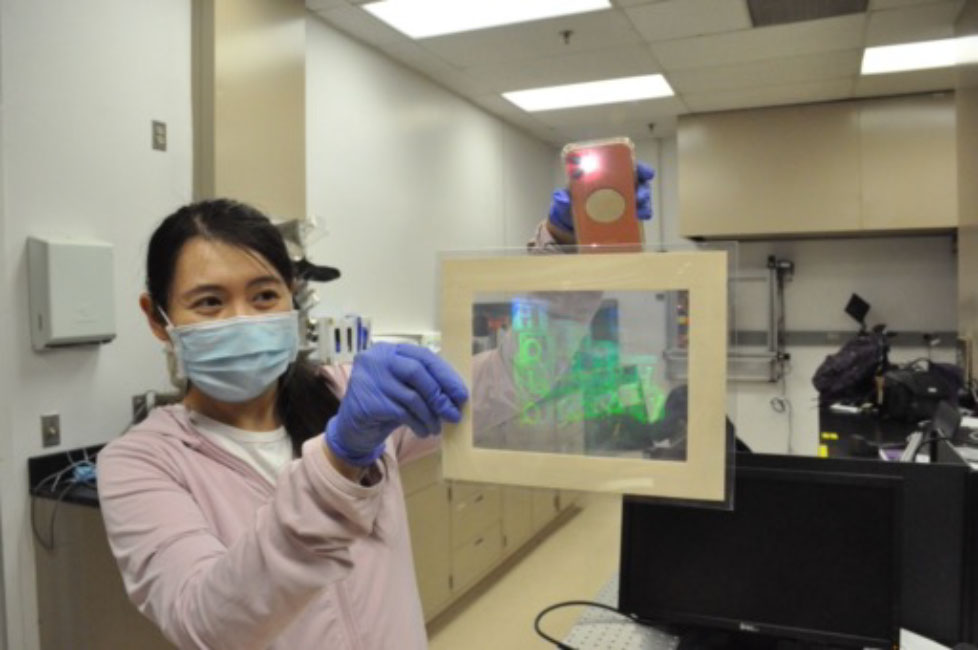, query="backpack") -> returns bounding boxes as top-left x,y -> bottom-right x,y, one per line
812,333 -> 888,405
880,363 -> 960,423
